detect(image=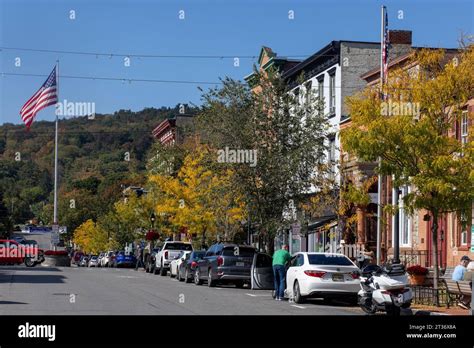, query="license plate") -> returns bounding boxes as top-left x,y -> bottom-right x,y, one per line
236,262 -> 244,267
332,273 -> 344,282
